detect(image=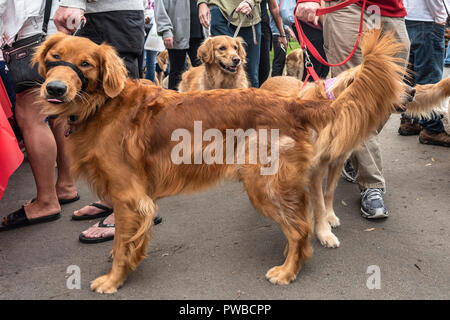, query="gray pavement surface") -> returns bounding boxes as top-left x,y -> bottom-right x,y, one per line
0,115 -> 449,300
